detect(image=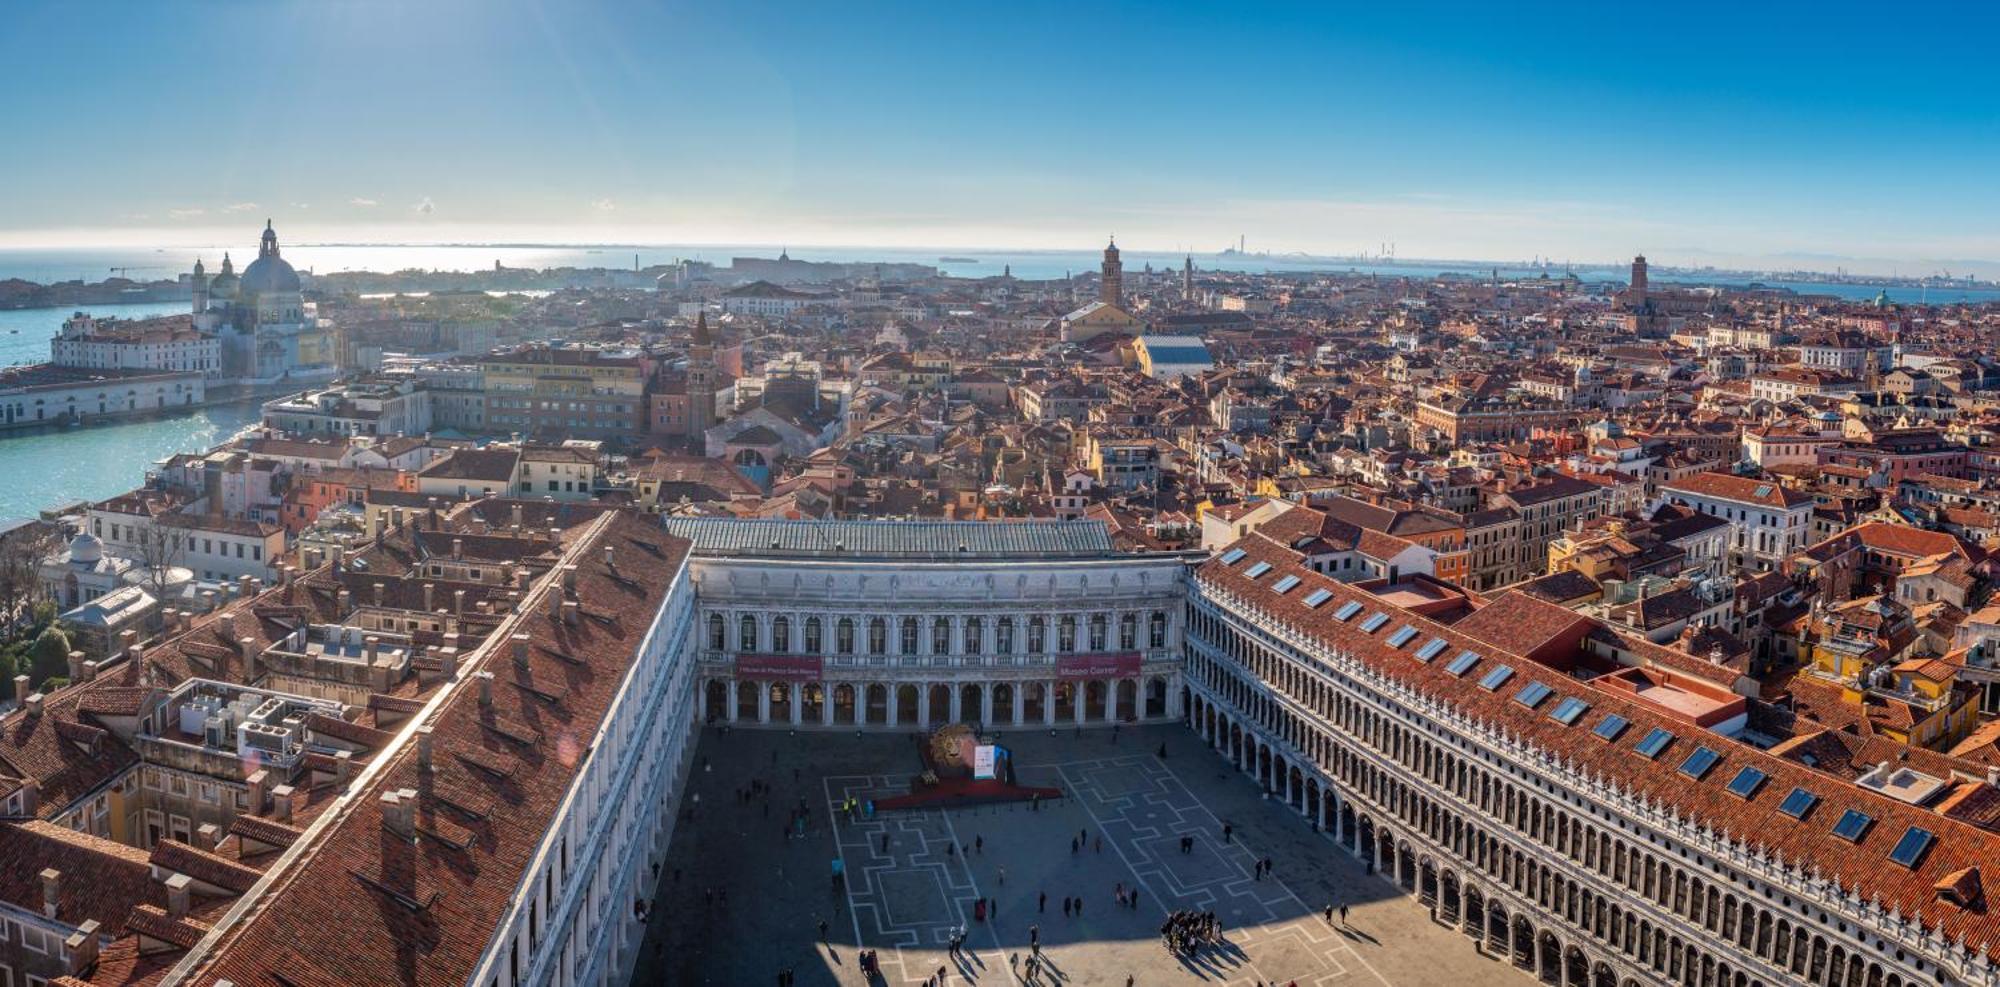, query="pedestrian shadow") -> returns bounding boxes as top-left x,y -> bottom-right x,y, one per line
1338,925 -> 1380,946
